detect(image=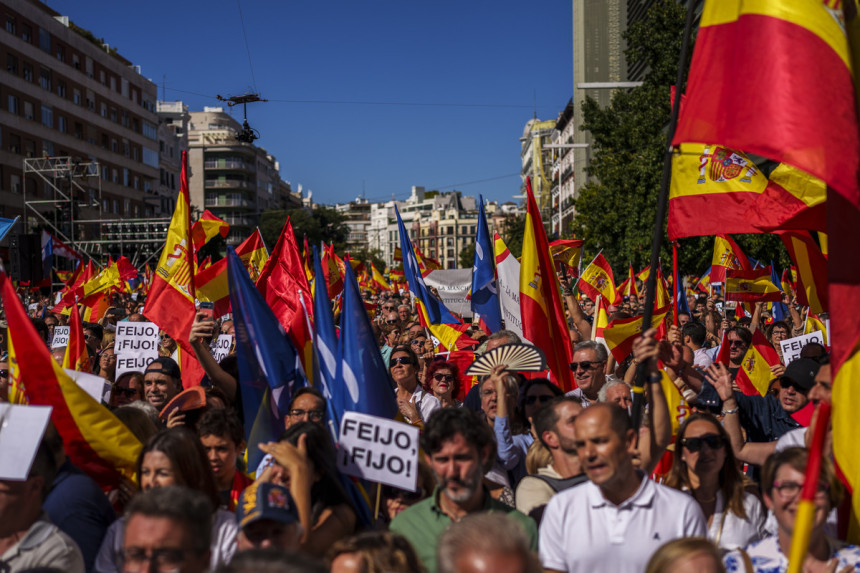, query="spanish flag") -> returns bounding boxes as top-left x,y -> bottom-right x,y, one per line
655,265 -> 672,309
710,234 -> 750,284
805,313 -> 828,345
145,150 -> 206,387
196,230 -> 270,318
62,303 -> 91,373
549,239 -> 585,269
725,267 -> 782,303
618,264 -> 639,299
735,329 -> 781,397
637,266 -> 651,283
672,0 -> 857,205
519,178 -> 574,391
190,209 -> 230,253
2,270 -> 142,487
779,231 -> 828,315
580,253 -> 620,305
241,229 -> 269,282
669,143 -> 768,240
370,262 -> 391,292
592,295 -> 609,342
602,305 -> 671,362
746,163 -> 827,233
